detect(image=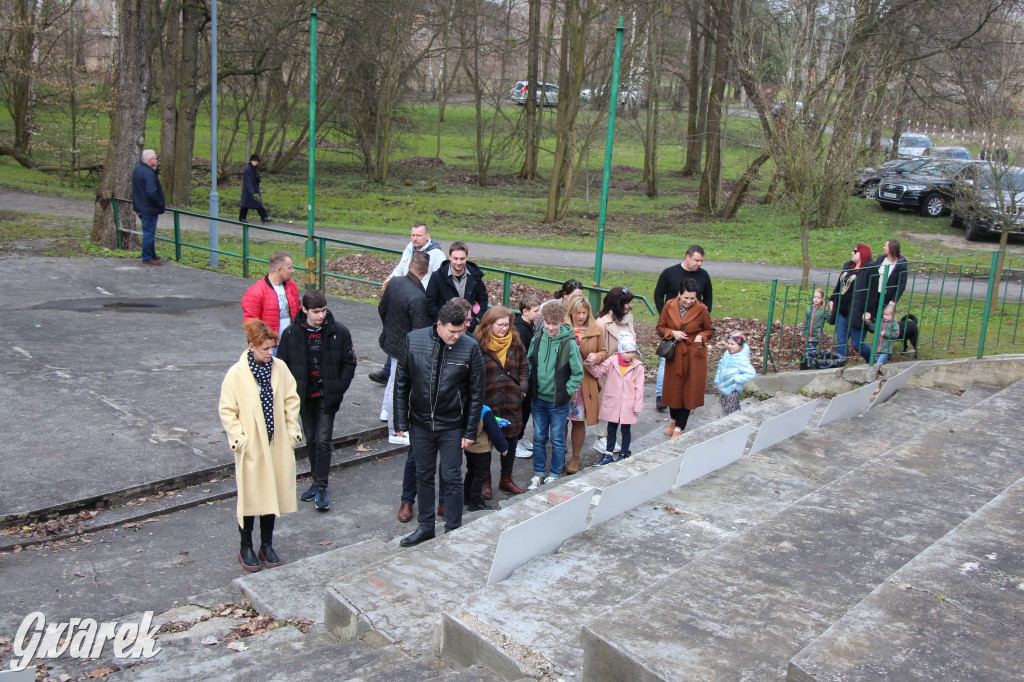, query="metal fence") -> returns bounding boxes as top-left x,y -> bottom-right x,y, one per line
112,199 -> 656,314
762,251 -> 1024,372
